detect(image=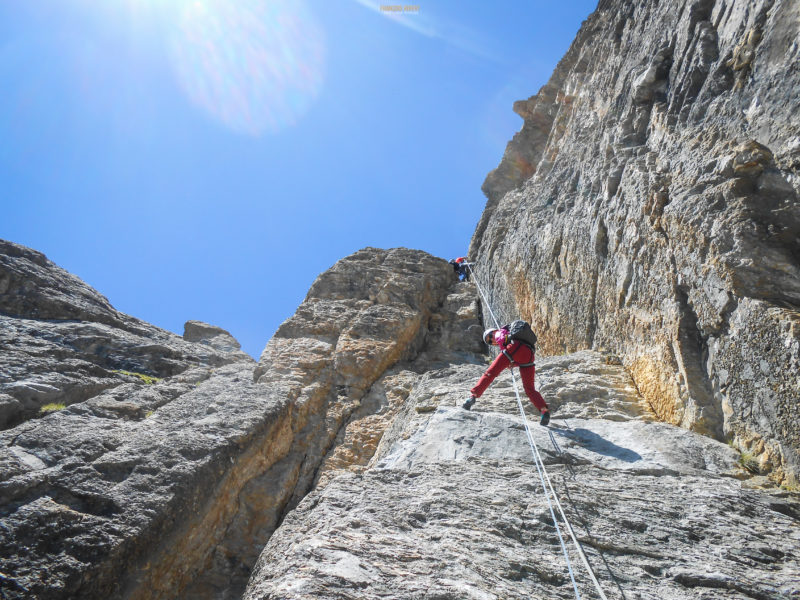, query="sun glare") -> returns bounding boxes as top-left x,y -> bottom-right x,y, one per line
169,0 -> 325,136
